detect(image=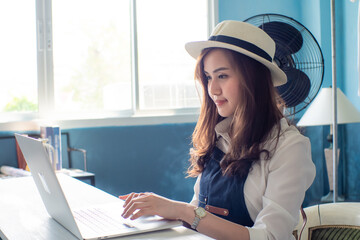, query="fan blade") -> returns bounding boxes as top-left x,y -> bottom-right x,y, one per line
260,21 -> 303,55
276,67 -> 310,107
